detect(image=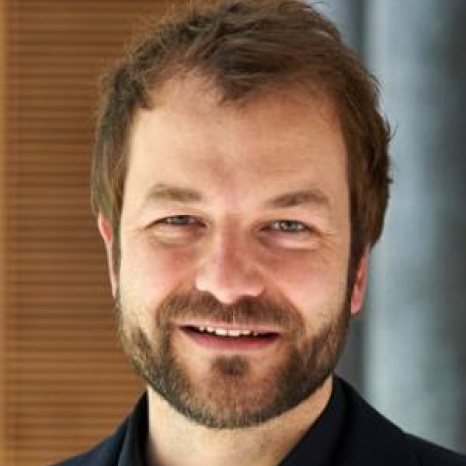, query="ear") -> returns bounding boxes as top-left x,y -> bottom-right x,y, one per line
97,212 -> 118,297
350,249 -> 370,316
